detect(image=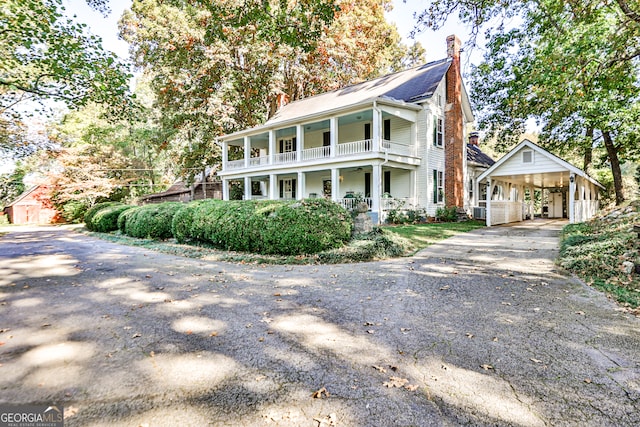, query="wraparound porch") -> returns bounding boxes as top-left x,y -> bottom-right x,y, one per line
221,162 -> 419,224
